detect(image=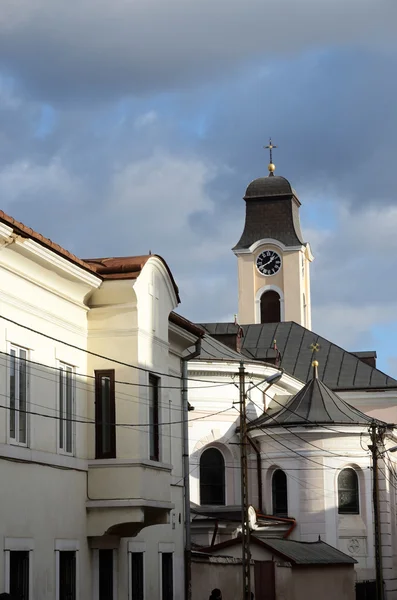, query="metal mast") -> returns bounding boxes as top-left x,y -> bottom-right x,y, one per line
239,361 -> 251,600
